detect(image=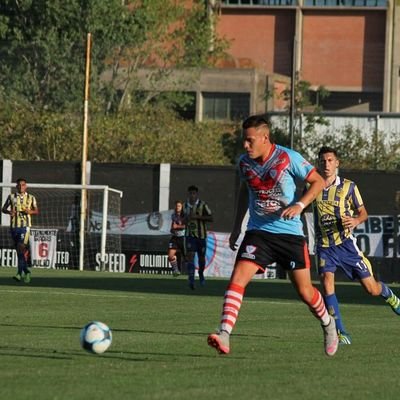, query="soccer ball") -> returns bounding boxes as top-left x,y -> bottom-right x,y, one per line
80,321 -> 112,354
